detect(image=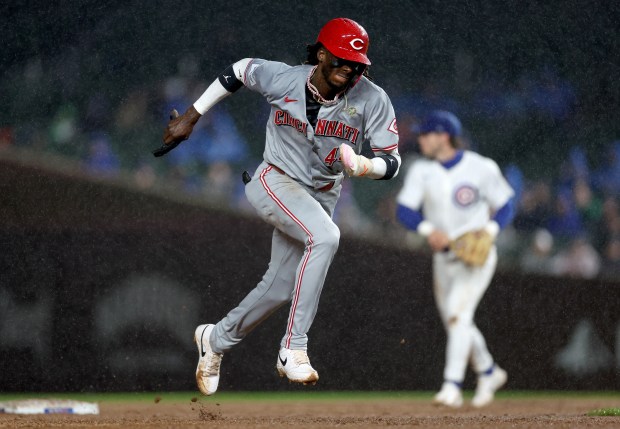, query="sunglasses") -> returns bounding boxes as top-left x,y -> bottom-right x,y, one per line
329,55 -> 366,75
